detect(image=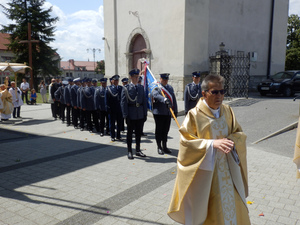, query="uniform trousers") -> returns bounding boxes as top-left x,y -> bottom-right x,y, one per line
79,109 -> 86,129
85,110 -> 100,132
60,104 -> 66,122
98,110 -> 109,133
51,100 -> 59,118
127,118 -> 143,150
109,111 -> 122,139
72,107 -> 80,127
66,104 -> 72,125
153,114 -> 171,147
